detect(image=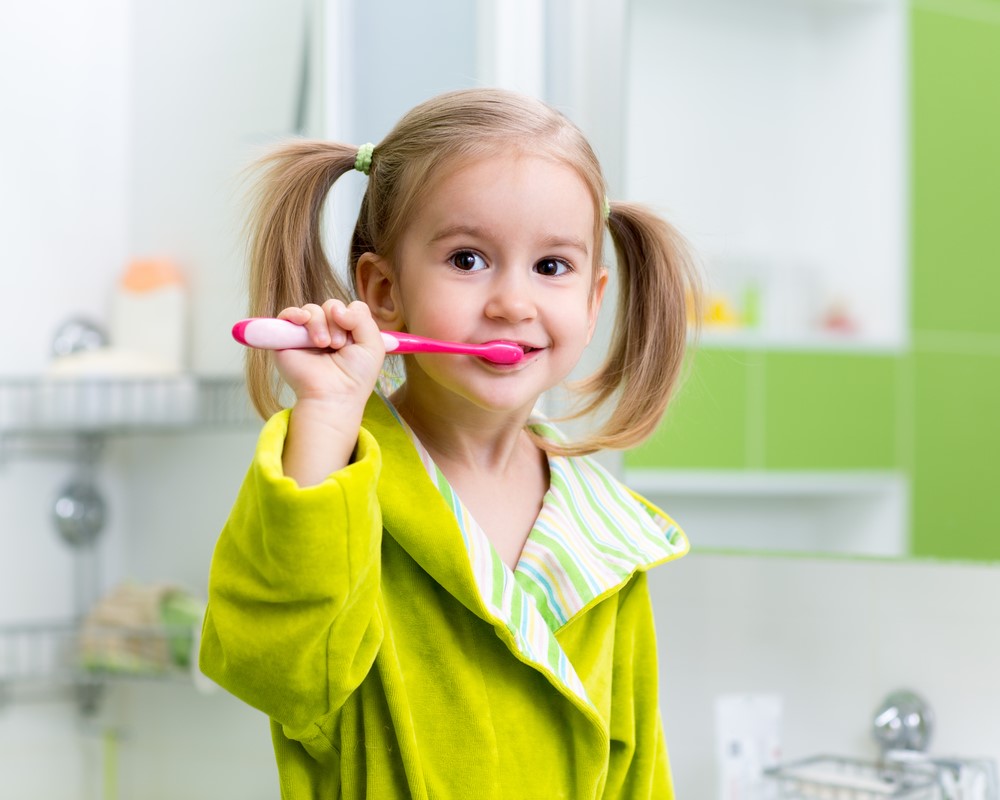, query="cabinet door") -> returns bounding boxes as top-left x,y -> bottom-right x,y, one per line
625,348 -> 757,471
910,3 -> 1000,560
763,353 -> 899,471
627,349 -> 900,473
